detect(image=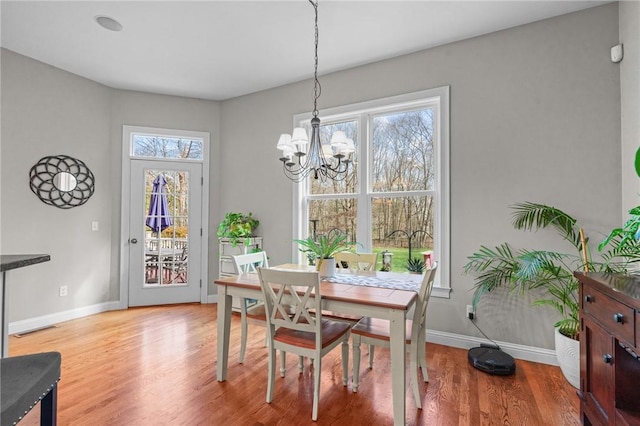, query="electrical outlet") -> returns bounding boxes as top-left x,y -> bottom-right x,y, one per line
466,304 -> 475,320
59,286 -> 68,297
